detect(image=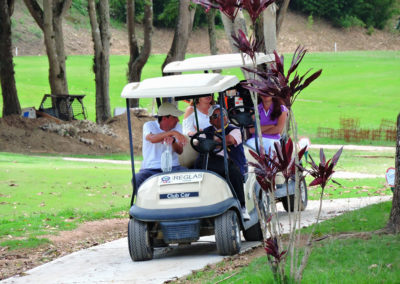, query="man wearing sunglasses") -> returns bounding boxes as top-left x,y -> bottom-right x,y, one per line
197,104 -> 250,220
